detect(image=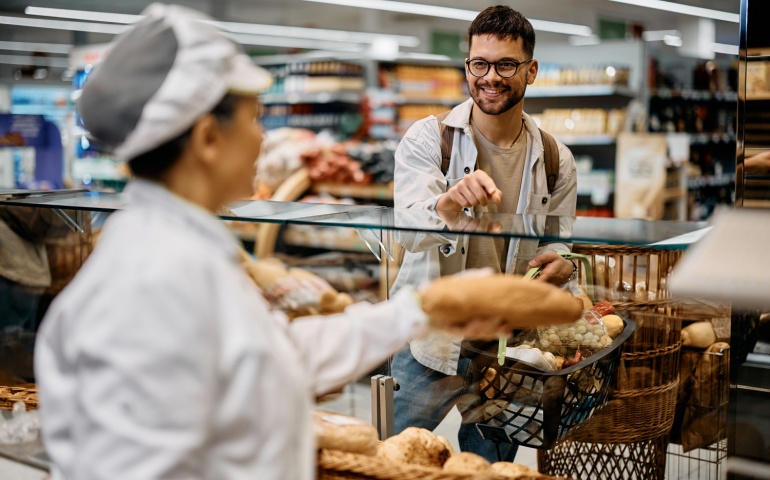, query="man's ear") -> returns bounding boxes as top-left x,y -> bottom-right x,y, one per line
526,59 -> 538,85
187,114 -> 220,166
